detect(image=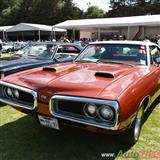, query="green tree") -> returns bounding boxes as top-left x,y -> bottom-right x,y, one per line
58,0 -> 83,22
107,0 -> 160,17
0,0 -> 84,25
84,6 -> 105,18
